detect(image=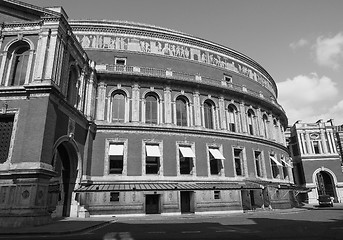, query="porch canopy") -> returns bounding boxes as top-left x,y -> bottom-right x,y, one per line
75,181 -> 262,192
